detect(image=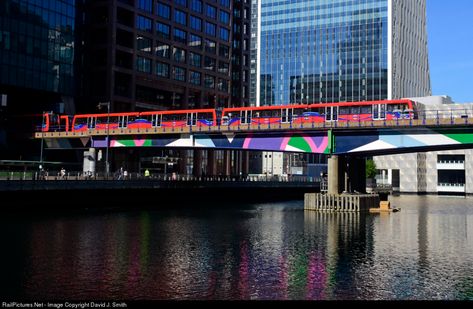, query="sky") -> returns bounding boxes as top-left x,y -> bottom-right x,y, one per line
427,0 -> 473,102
